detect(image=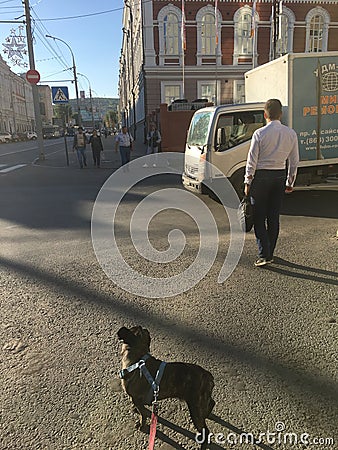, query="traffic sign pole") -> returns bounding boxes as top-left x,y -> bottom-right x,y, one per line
23,0 -> 45,161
